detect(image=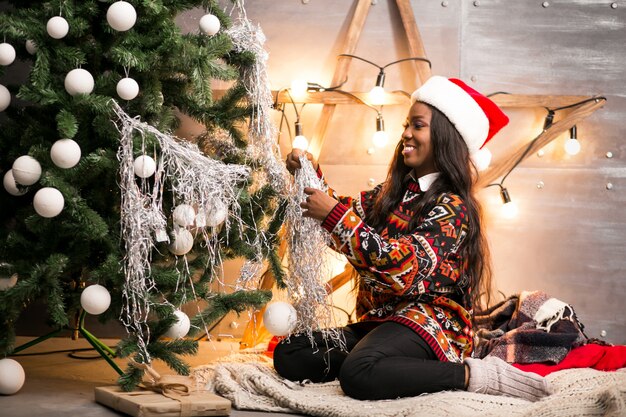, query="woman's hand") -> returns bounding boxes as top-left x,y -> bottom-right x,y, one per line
301,187 -> 338,221
286,149 -> 318,175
